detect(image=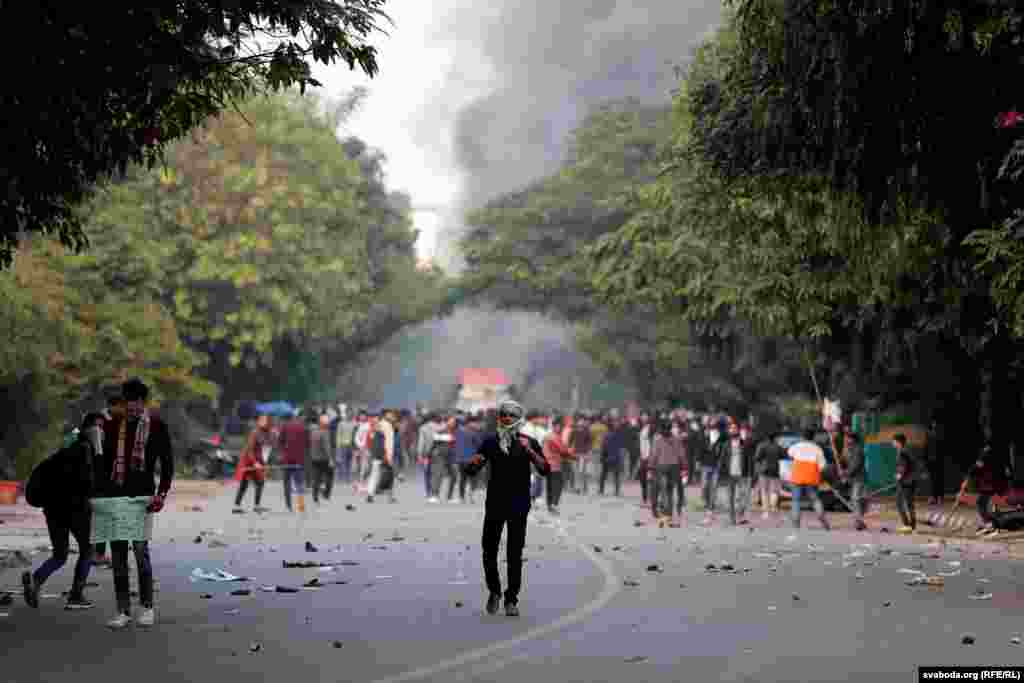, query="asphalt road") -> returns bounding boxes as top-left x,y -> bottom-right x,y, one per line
1,480 -> 1022,683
